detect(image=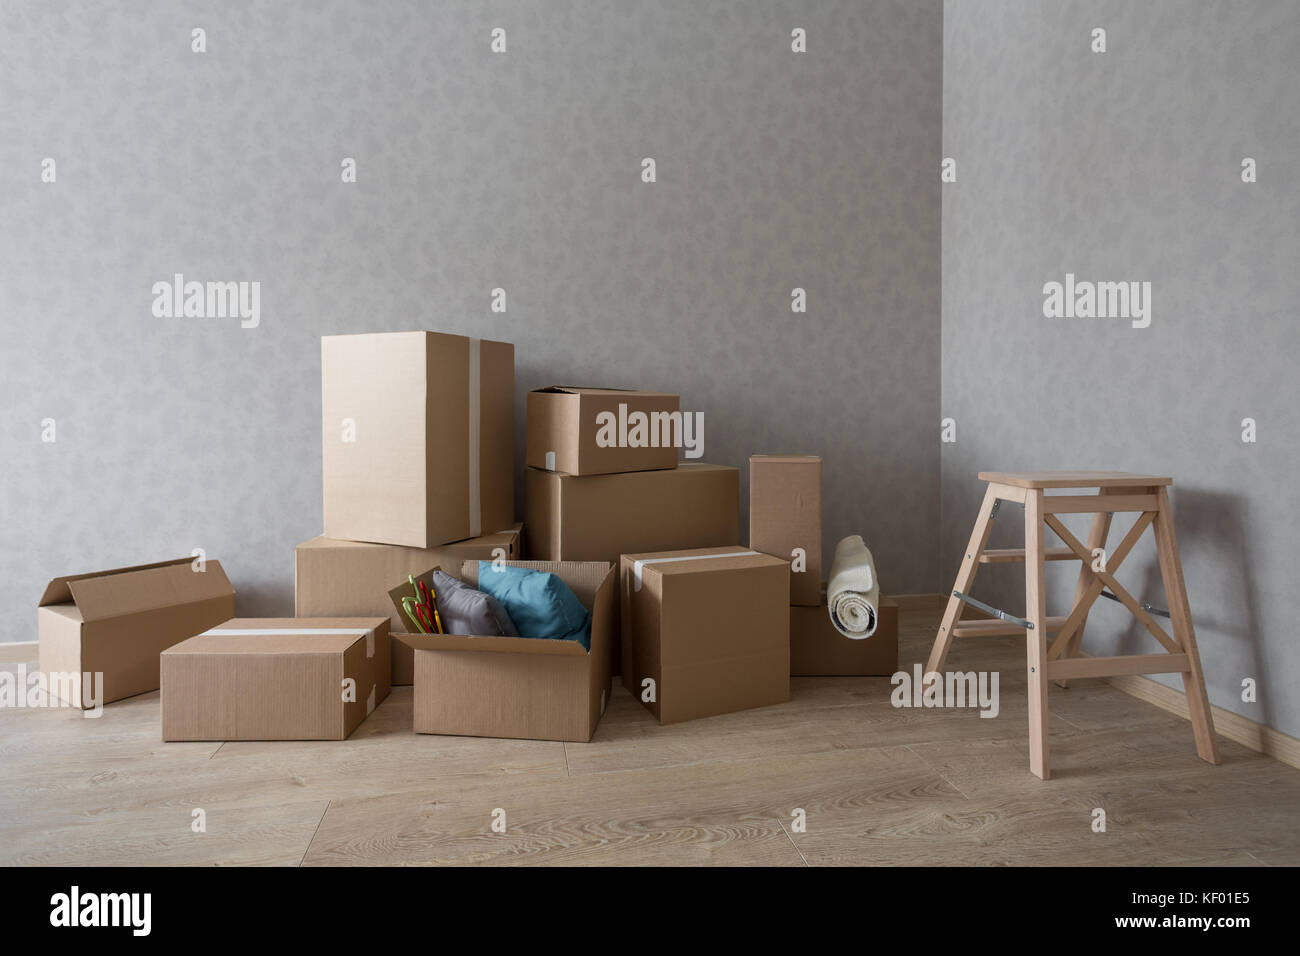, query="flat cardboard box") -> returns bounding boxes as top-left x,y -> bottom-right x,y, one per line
396,560 -> 614,742
322,330 -> 514,548
526,386 -> 680,476
294,524 -> 523,685
620,546 -> 790,724
790,593 -> 899,676
161,617 -> 390,741
38,558 -> 236,708
749,454 -> 822,606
